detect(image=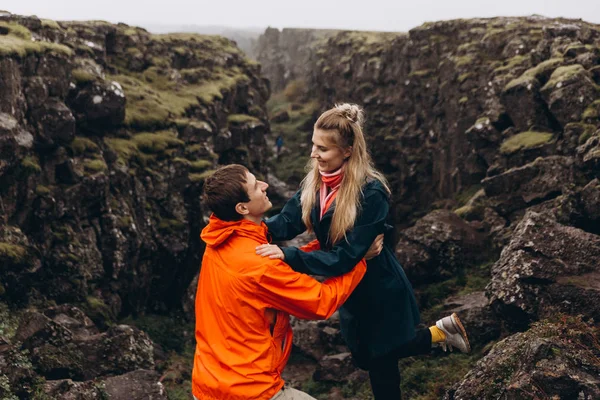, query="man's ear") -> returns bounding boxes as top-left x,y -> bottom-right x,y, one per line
235,202 -> 249,216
